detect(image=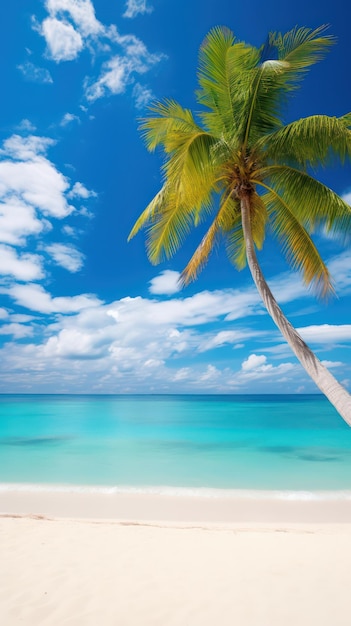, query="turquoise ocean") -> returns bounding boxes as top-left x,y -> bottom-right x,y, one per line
1,394 -> 351,496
